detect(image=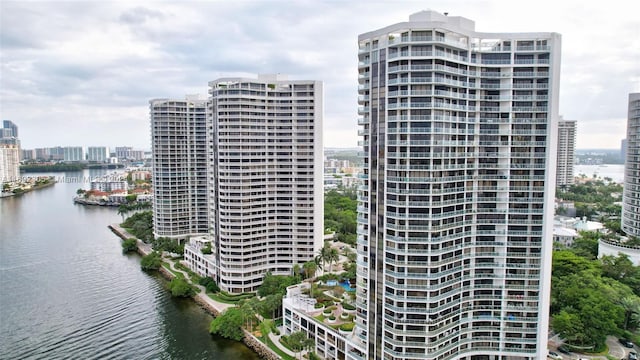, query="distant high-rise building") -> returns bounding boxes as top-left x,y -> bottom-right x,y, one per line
115,146 -> 132,160
557,117 -> 576,187
350,11 -> 560,359
87,147 -> 109,162
0,143 -> 20,183
2,120 -> 18,139
0,121 -> 20,183
21,149 -> 36,161
35,148 -> 50,161
622,93 -> 640,236
203,75 -> 324,293
129,150 -> 145,161
49,147 -> 64,161
150,96 -> 209,240
63,146 -> 84,162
